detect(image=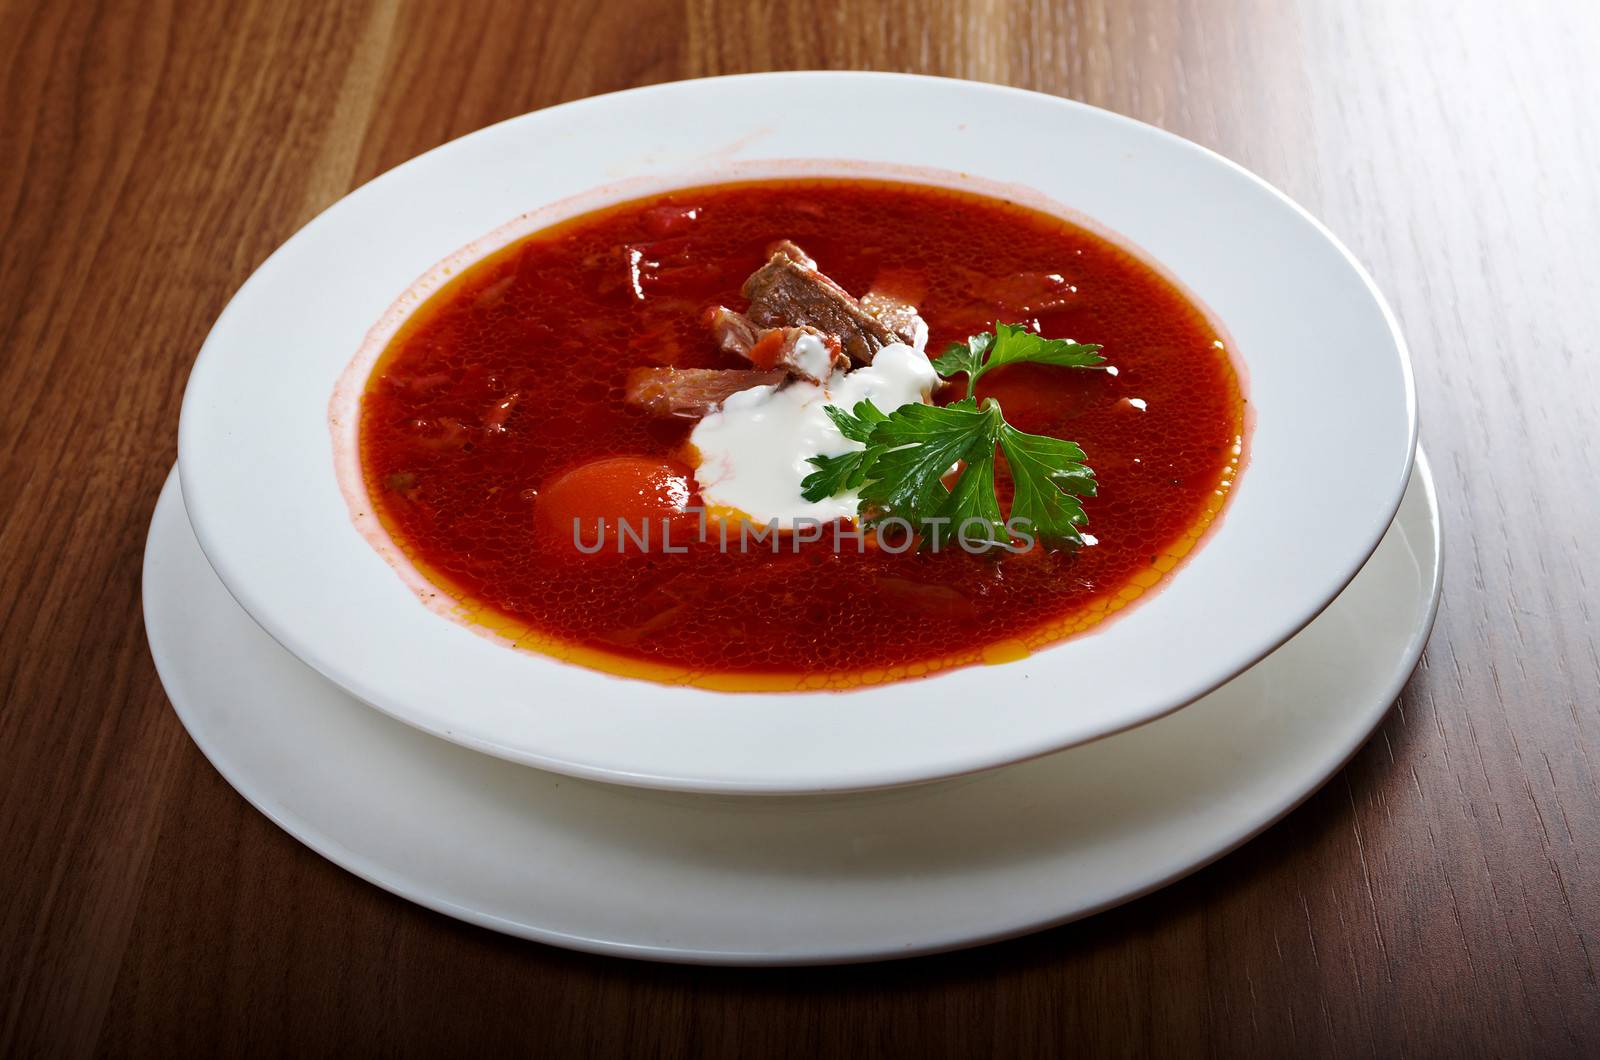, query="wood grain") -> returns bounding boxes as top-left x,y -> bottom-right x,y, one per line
3,0 -> 1597,1055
